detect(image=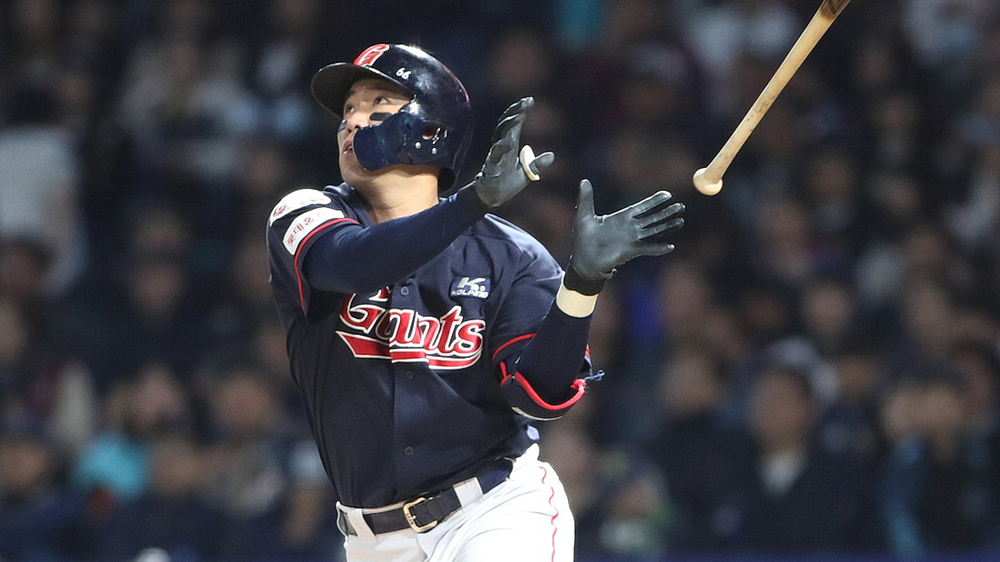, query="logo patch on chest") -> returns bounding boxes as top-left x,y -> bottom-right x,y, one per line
450,277 -> 490,299
336,290 -> 485,370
